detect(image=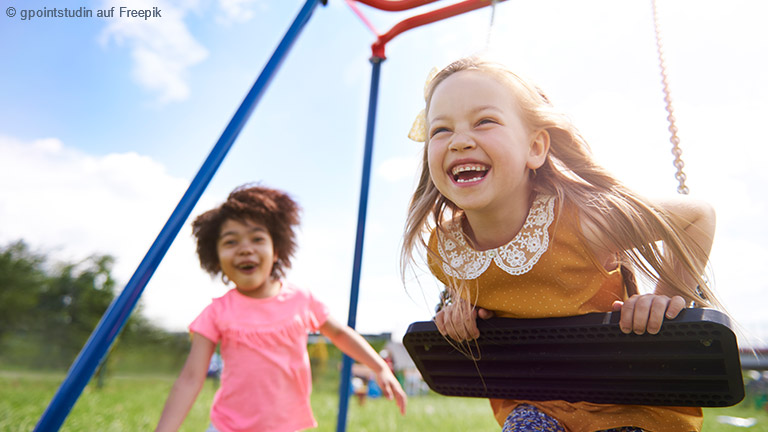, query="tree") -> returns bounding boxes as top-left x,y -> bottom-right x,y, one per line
33,254 -> 118,366
0,240 -> 47,341
0,239 -> 189,373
